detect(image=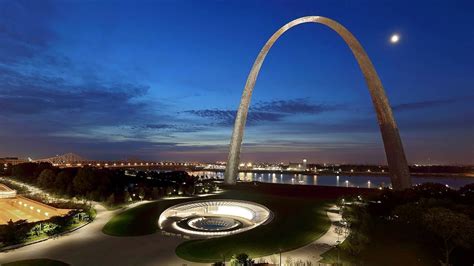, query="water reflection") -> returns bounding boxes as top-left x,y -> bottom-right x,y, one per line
192,171 -> 473,189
